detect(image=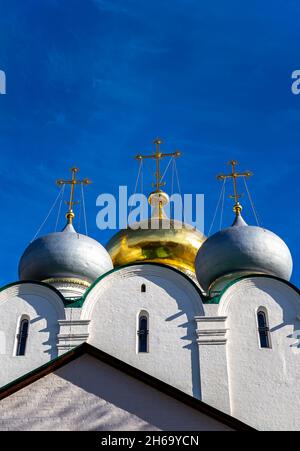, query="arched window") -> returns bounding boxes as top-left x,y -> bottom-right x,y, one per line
141,284 -> 146,293
16,317 -> 29,356
257,309 -> 271,349
137,312 -> 149,353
